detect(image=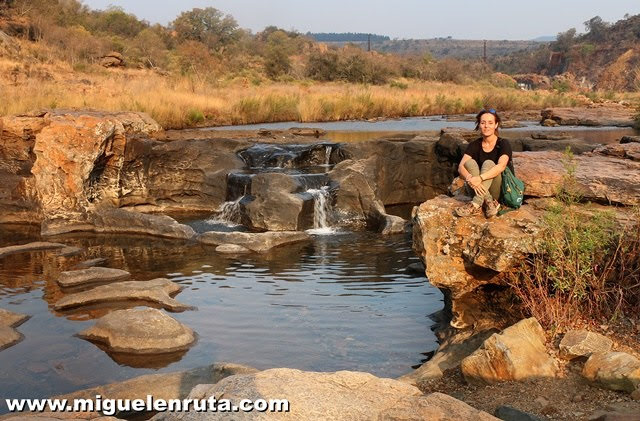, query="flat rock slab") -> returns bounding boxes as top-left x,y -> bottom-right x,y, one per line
583,351 -> 640,393
541,106 -> 636,127
198,231 -> 310,253
56,246 -> 84,257
54,279 -> 192,312
57,267 -> 131,288
0,308 -> 29,327
461,318 -> 557,384
89,209 -> 196,240
0,325 -> 23,351
0,242 -> 66,259
151,368 -> 498,420
79,308 -> 195,354
559,330 -> 613,360
594,142 -> 640,162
